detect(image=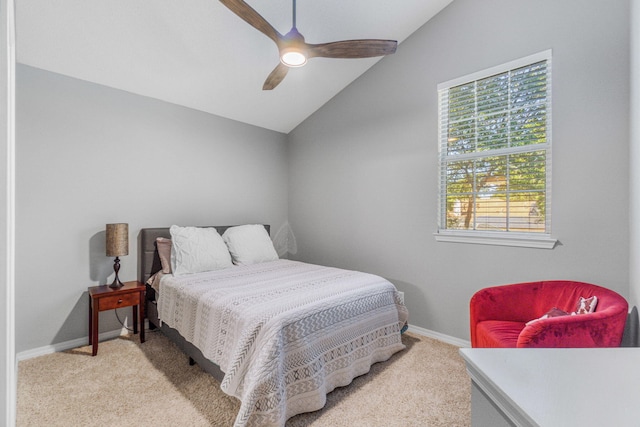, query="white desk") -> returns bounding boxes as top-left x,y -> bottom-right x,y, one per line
459,348 -> 640,426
